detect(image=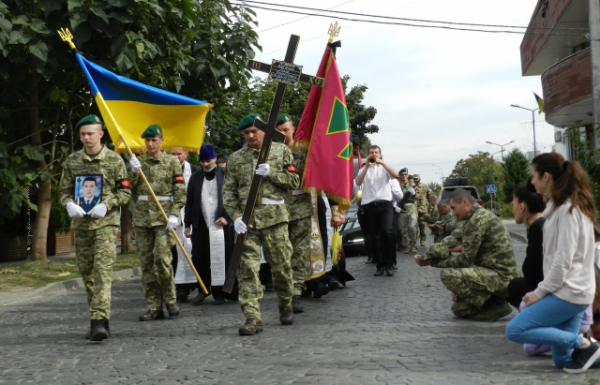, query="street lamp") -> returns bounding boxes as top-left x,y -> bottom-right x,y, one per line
432,164 -> 445,185
510,104 -> 539,156
485,140 -> 514,159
